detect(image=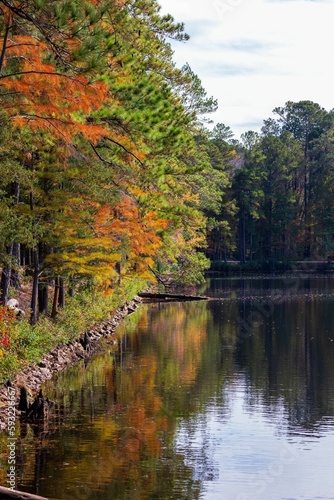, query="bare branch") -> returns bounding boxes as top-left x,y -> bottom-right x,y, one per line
0,10 -> 12,75
0,69 -> 89,86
